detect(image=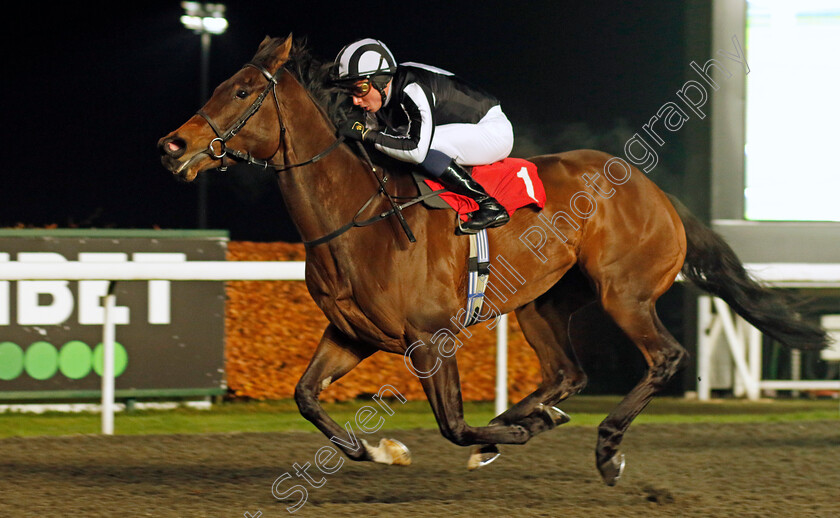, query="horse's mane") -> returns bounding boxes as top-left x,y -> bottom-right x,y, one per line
252,36 -> 351,123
